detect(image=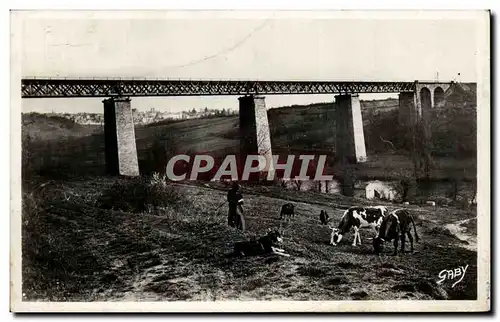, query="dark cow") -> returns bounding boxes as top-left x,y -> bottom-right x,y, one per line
330,206 -> 388,246
233,229 -> 290,257
280,203 -> 295,220
372,208 -> 419,256
320,210 -> 329,225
